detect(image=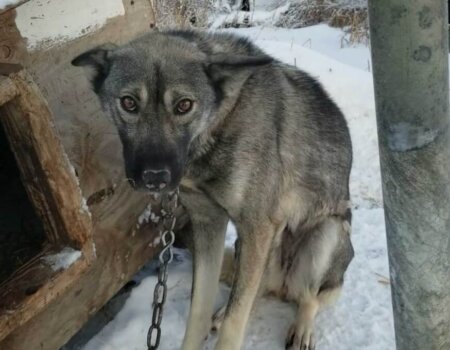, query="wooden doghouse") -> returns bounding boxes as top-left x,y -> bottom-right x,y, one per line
0,1 -> 161,349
